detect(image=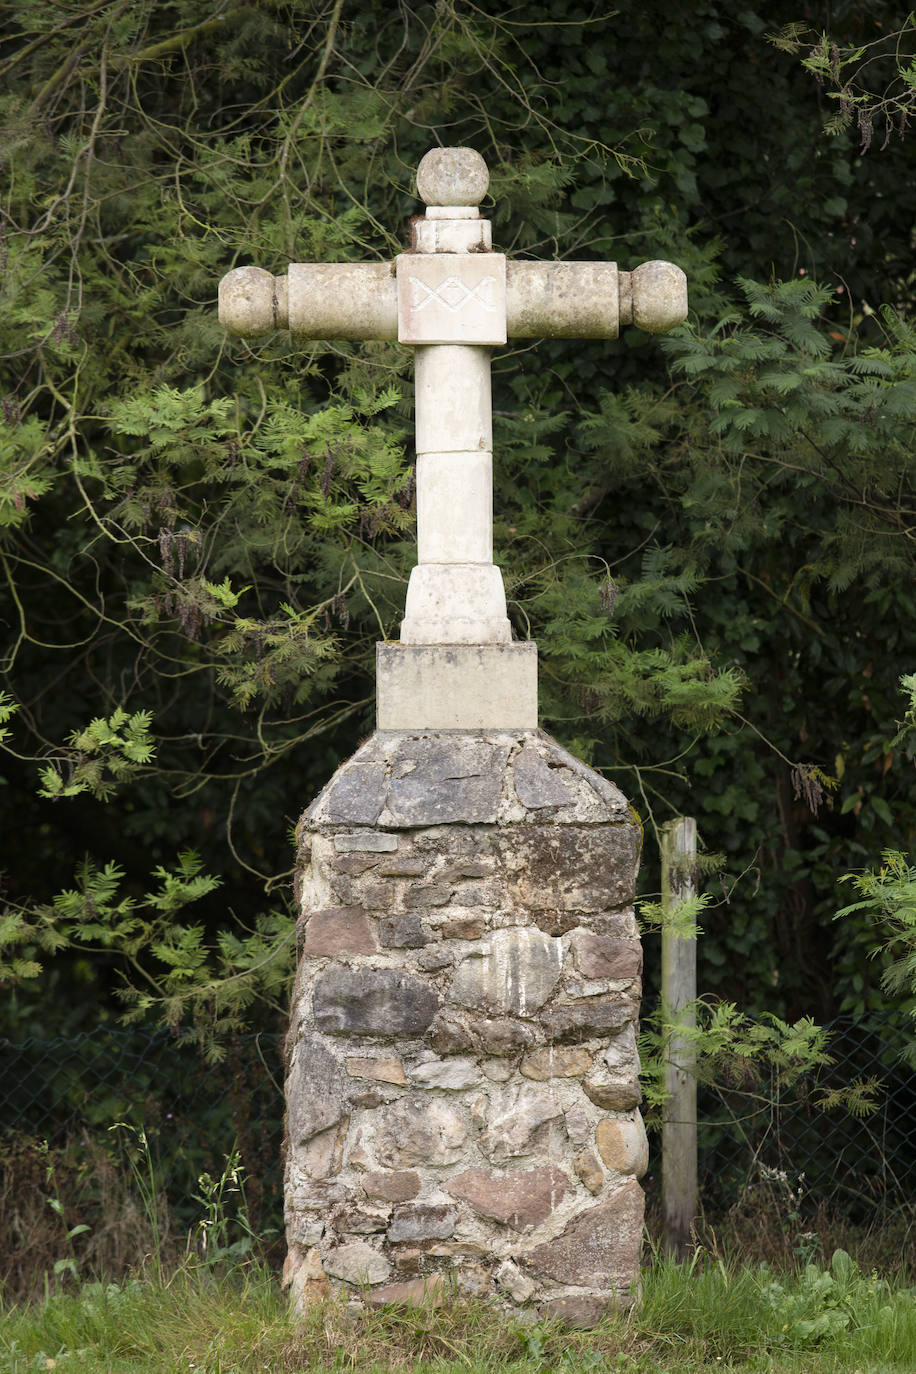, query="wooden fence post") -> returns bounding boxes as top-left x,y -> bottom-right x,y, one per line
660,816 -> 698,1259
